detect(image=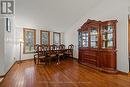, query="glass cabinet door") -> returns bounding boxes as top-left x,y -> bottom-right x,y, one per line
101,25 -> 113,48
82,32 -> 88,47
78,31 -> 88,48
90,28 -> 98,48
78,32 -> 82,47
